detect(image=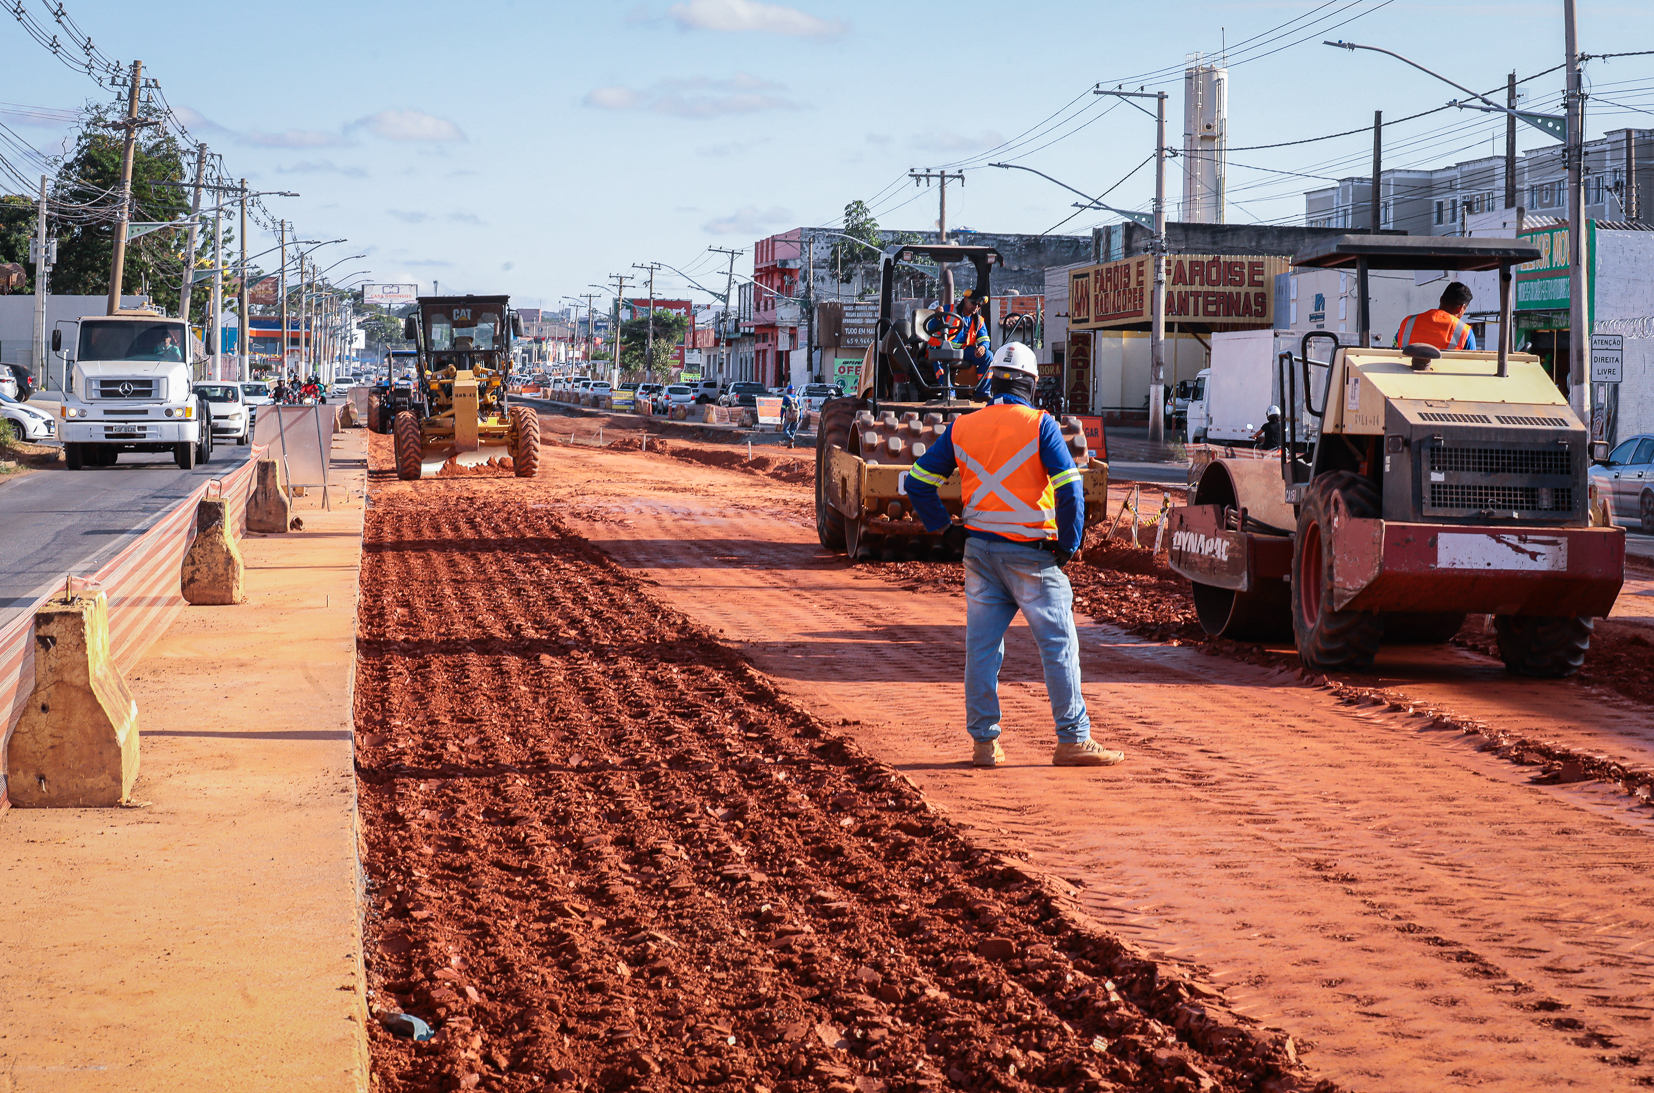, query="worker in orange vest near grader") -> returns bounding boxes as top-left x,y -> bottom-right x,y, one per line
906,343 -> 1127,770
1395,281 -> 1477,351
